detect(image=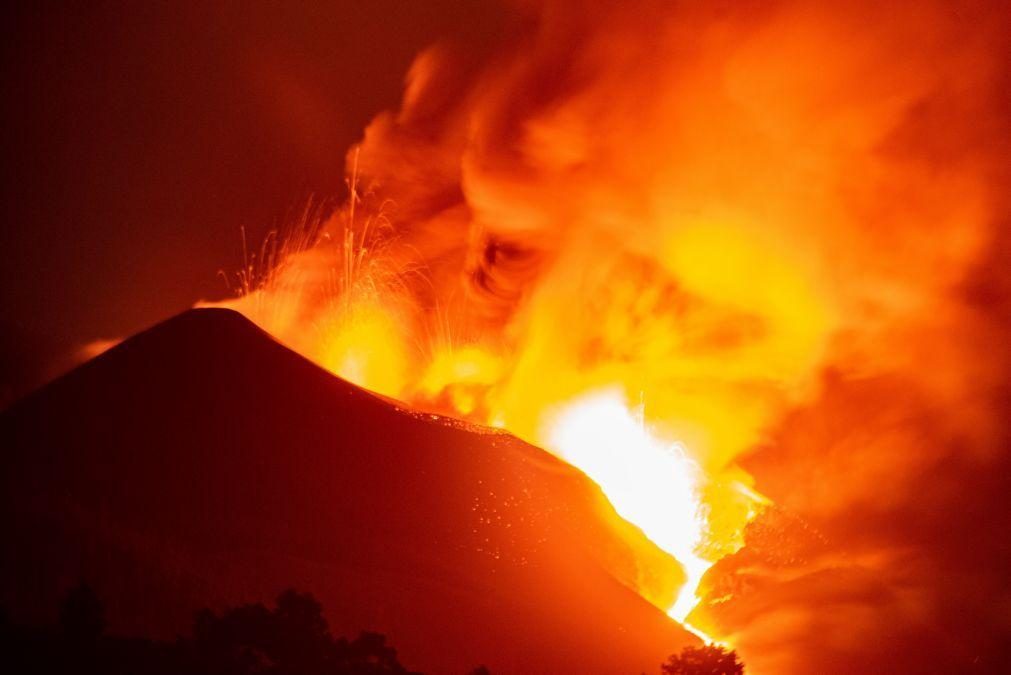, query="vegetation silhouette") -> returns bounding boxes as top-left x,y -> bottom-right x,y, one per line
59,580 -> 105,647
192,589 -> 421,674
661,645 -> 745,675
0,583 -> 746,674
4,584 -> 422,675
